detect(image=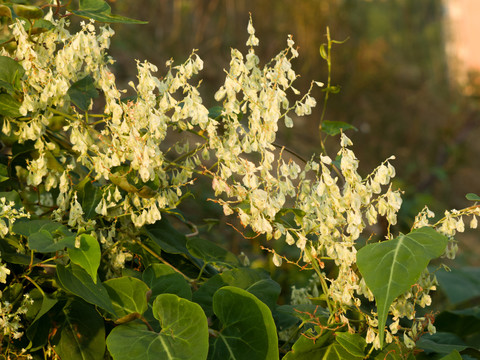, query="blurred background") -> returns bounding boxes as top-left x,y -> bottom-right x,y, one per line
103,0 -> 479,265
